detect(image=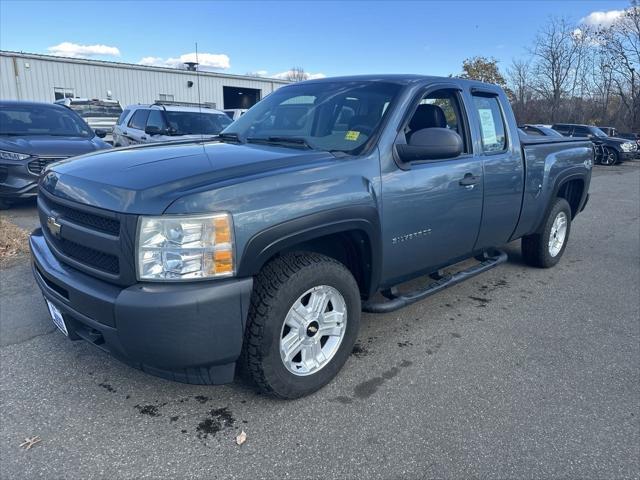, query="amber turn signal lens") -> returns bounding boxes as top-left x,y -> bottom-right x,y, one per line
214,249 -> 233,274
214,217 -> 232,243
